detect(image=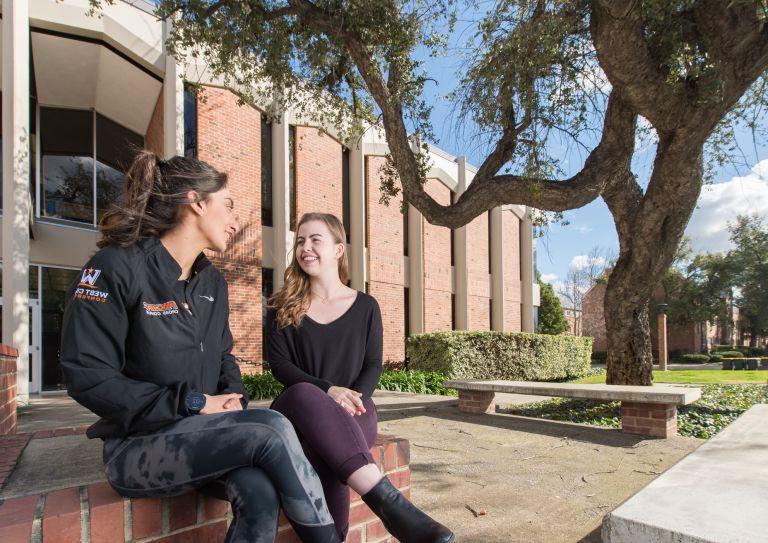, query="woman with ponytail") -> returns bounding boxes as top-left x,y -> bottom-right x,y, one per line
266,212 -> 454,543
61,151 -> 341,543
